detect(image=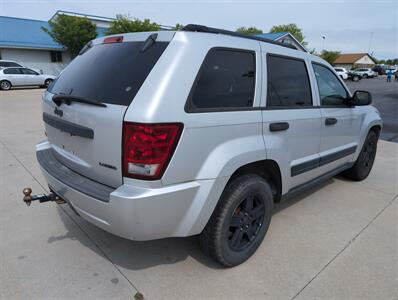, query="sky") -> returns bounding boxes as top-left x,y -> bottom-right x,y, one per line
1,0 -> 397,59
